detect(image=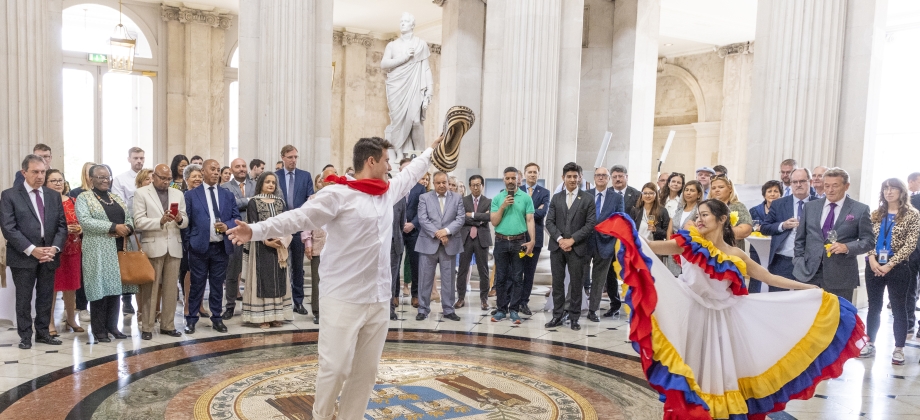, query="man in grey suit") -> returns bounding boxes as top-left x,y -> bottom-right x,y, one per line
584,166 -> 625,322
220,158 -> 256,319
794,167 -> 874,302
415,172 -> 465,321
545,163 -> 597,331
390,182 -> 407,320
456,175 -> 492,310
